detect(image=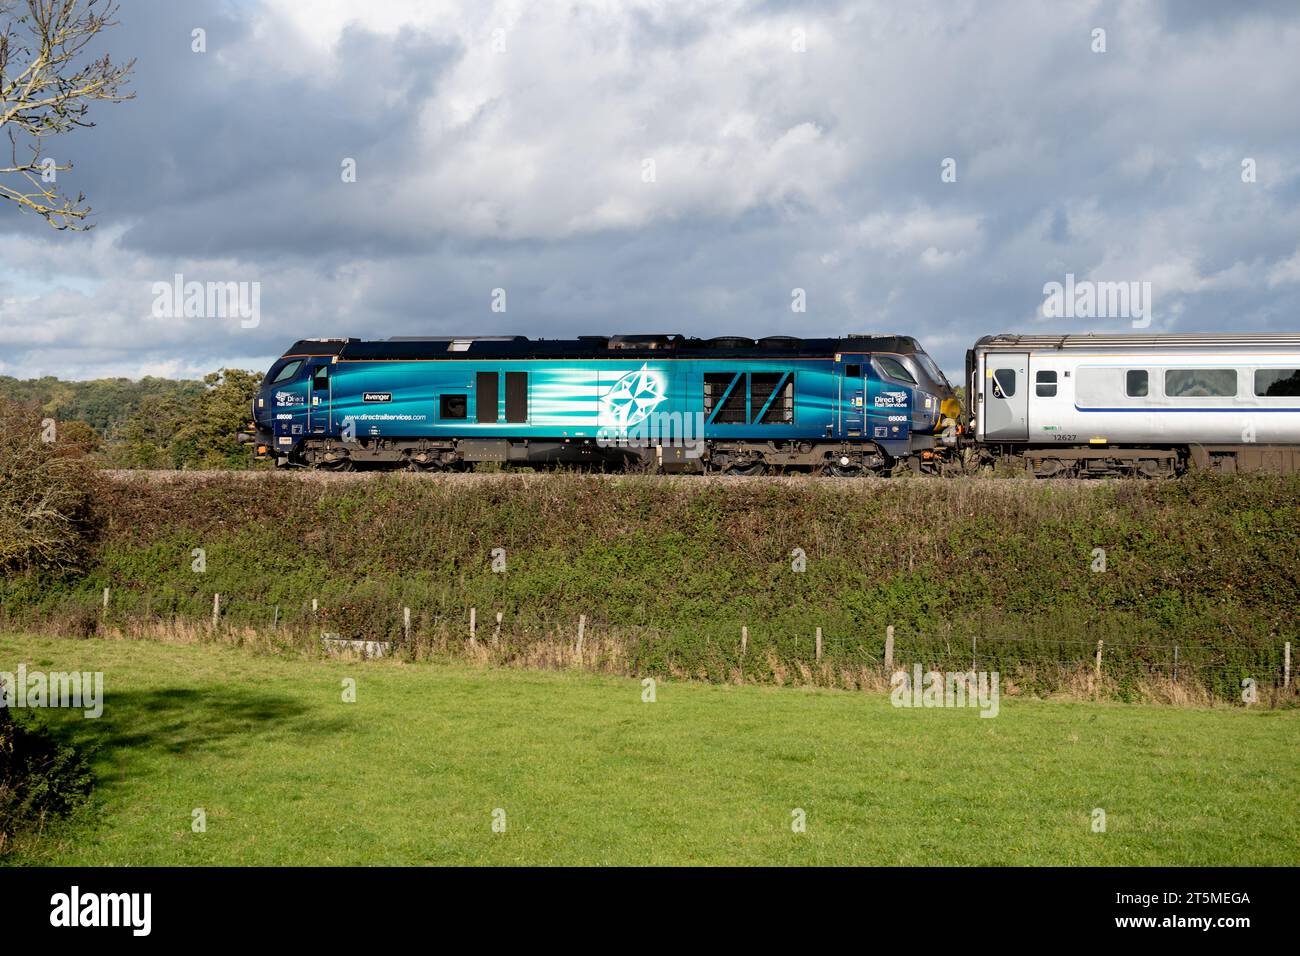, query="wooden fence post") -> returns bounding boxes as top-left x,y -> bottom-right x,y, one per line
576,614 -> 586,658
493,612 -> 503,646
1173,643 -> 1179,683
403,606 -> 411,641
1094,639 -> 1103,679
741,625 -> 748,658
469,607 -> 477,647
312,598 -> 318,615
815,627 -> 823,662
102,587 -> 110,611
884,625 -> 895,670
272,605 -> 279,631
211,593 -> 220,630
1285,641 -> 1292,690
